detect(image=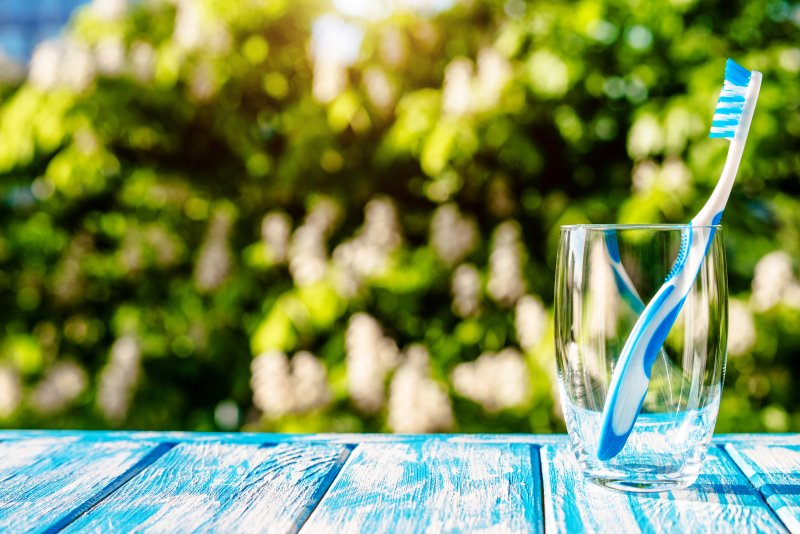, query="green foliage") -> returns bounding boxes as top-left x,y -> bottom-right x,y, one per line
0,0 -> 798,433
